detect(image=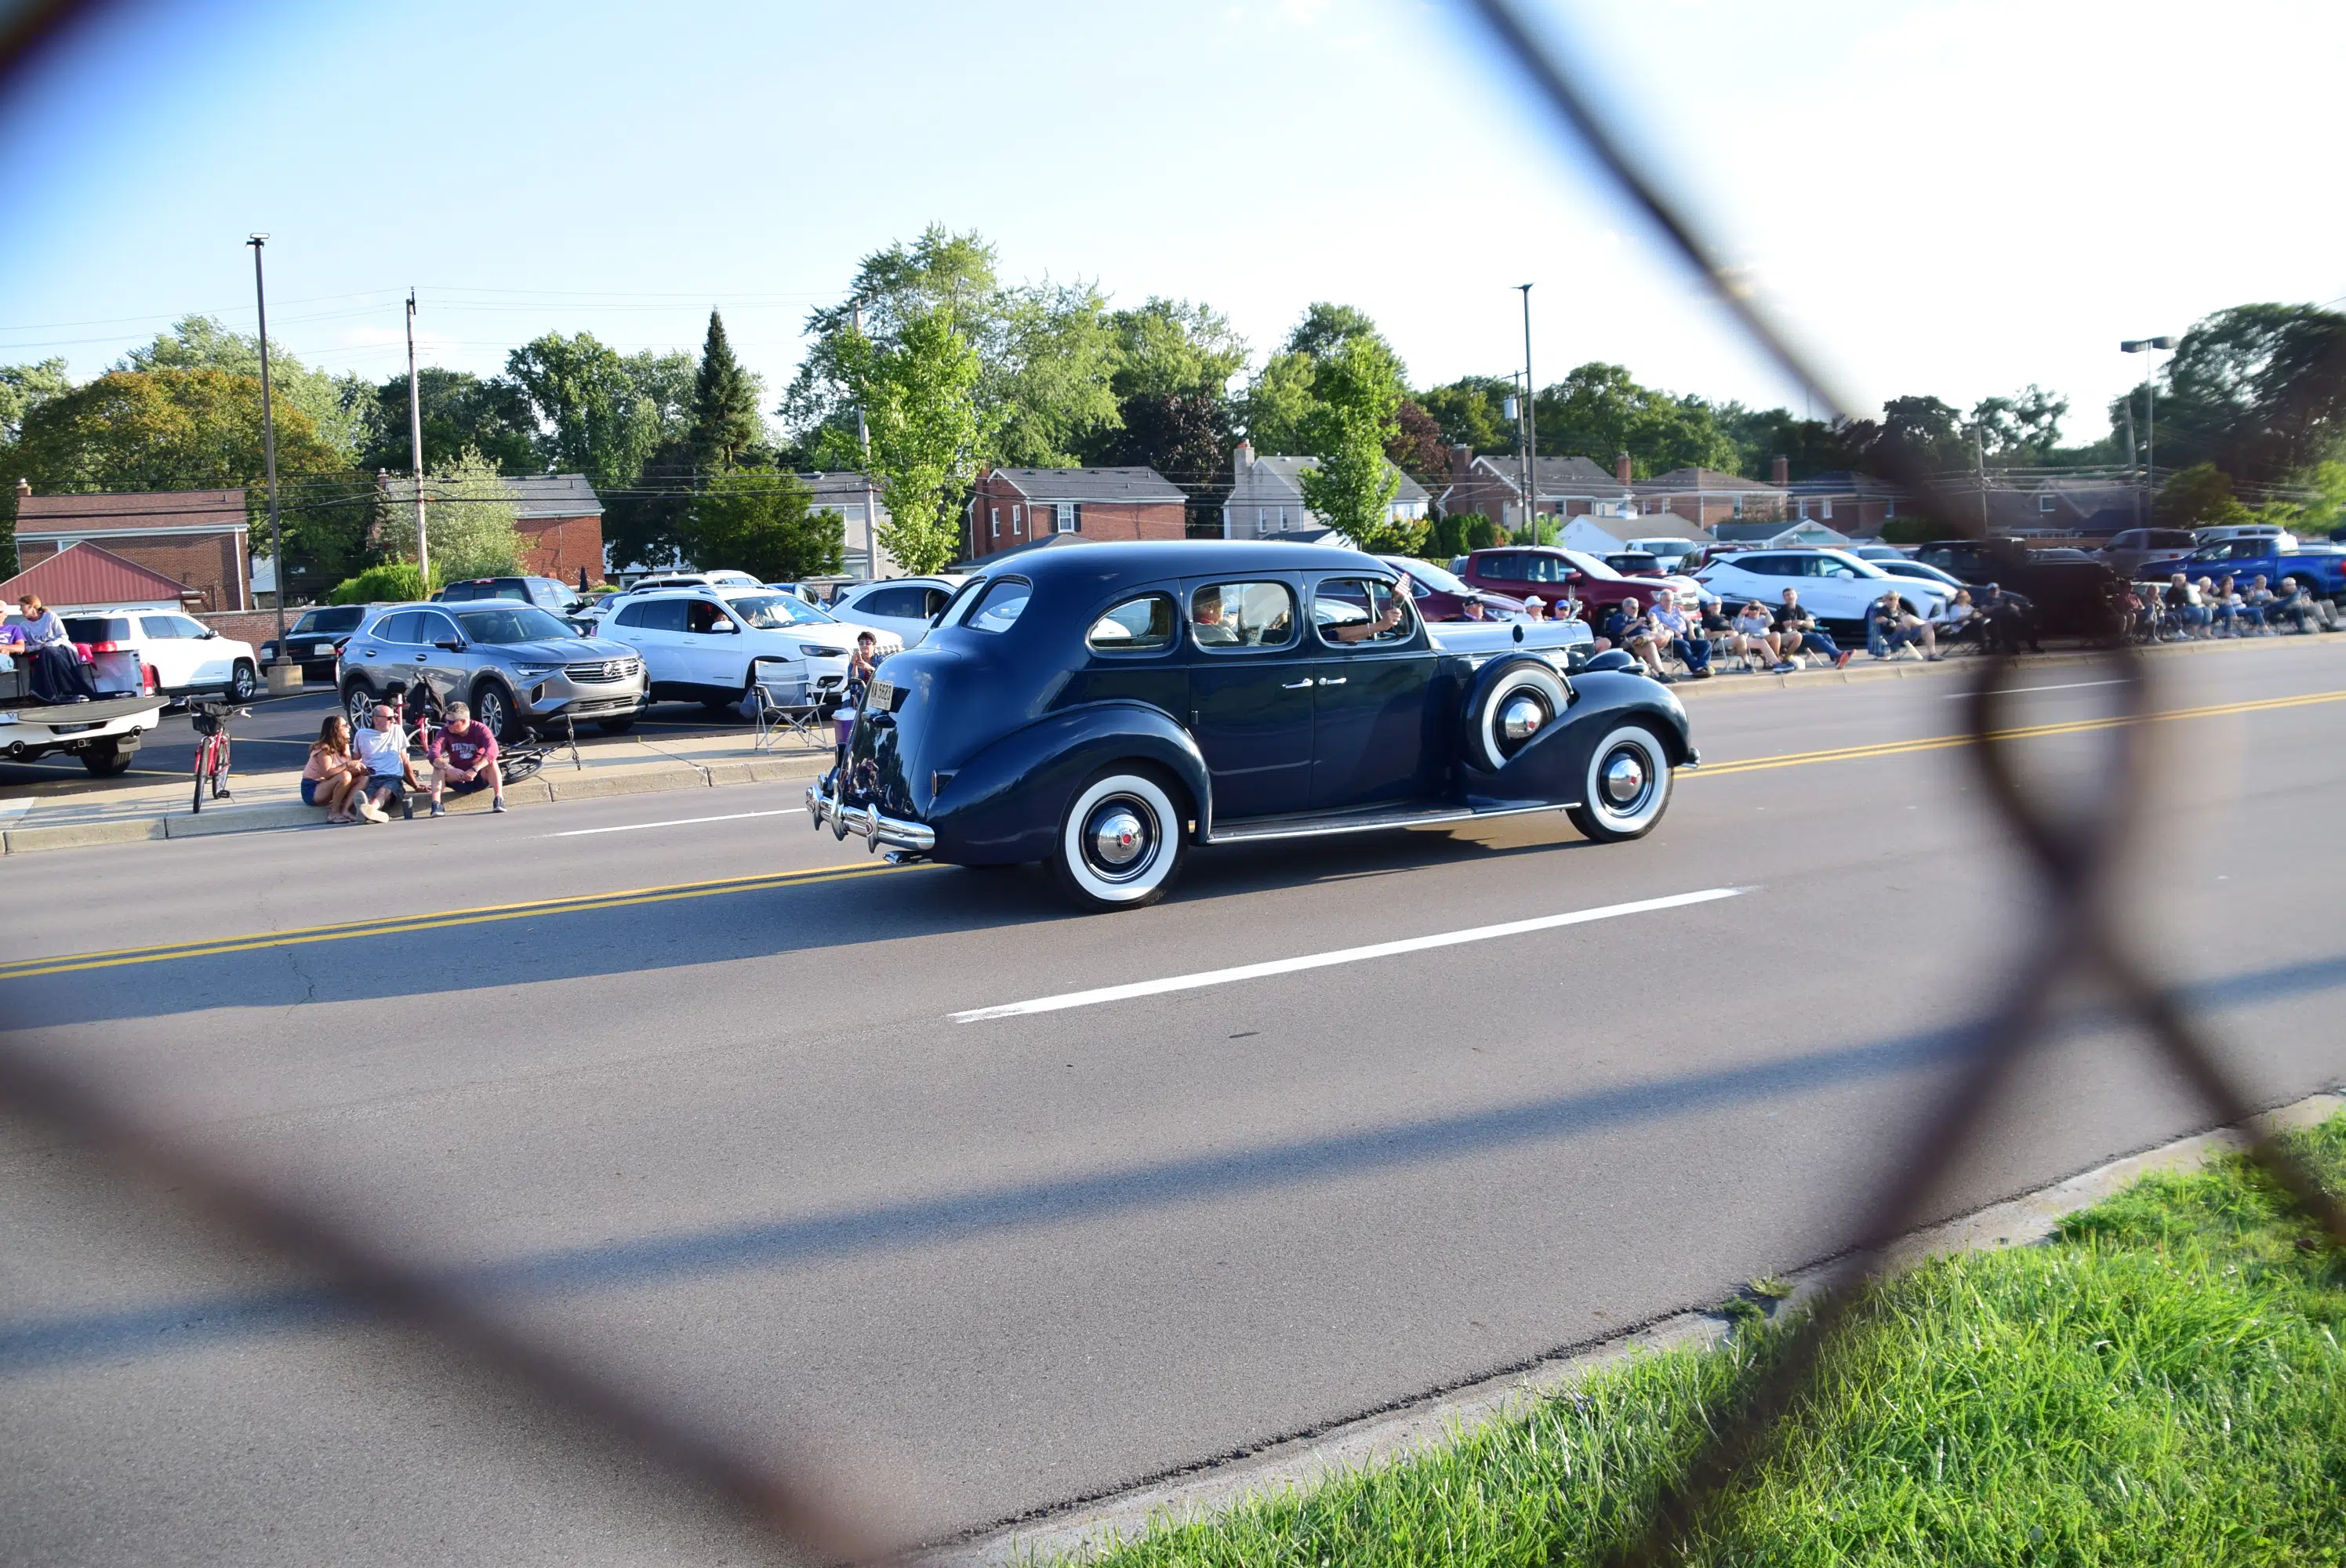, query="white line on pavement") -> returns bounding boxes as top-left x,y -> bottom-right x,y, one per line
950,887 -> 1746,1023
1939,679 -> 2129,699
541,809 -> 793,838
